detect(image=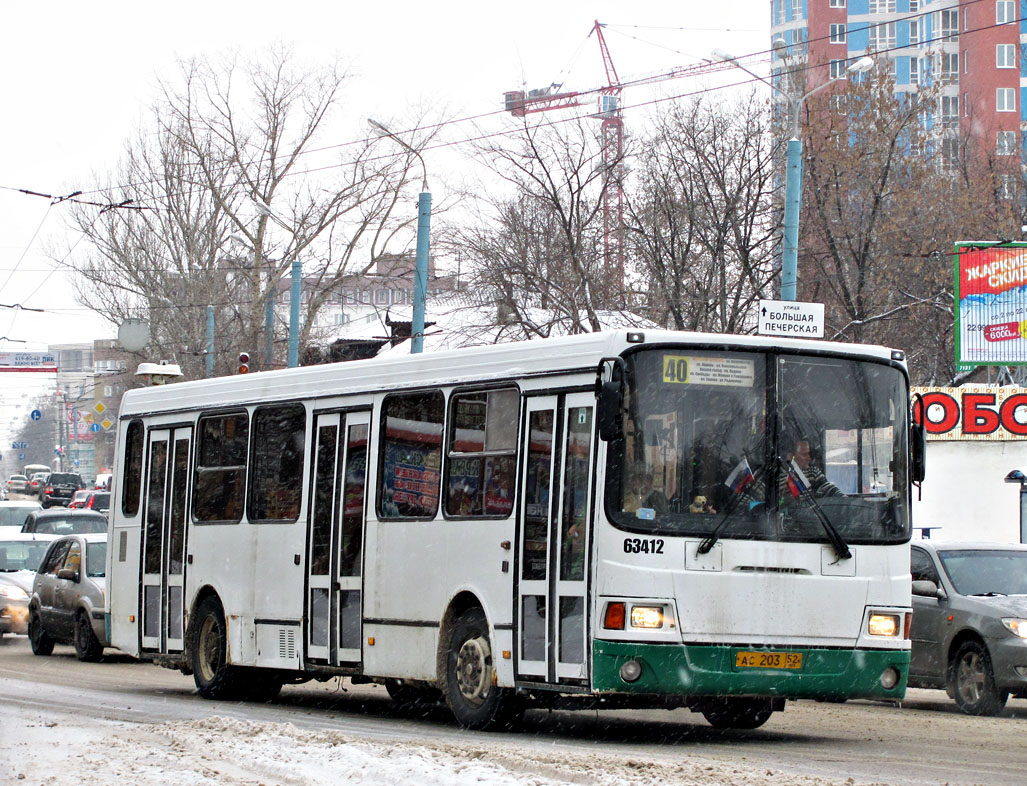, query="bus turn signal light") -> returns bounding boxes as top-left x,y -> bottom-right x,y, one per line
604,602 -> 625,630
